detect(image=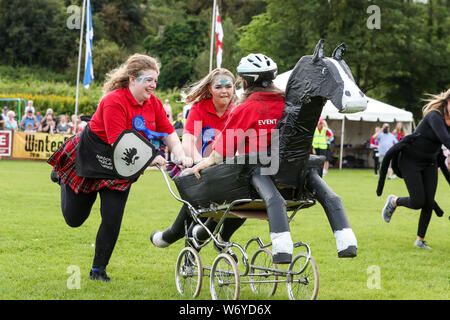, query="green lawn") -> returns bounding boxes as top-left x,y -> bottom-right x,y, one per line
0,160 -> 449,300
